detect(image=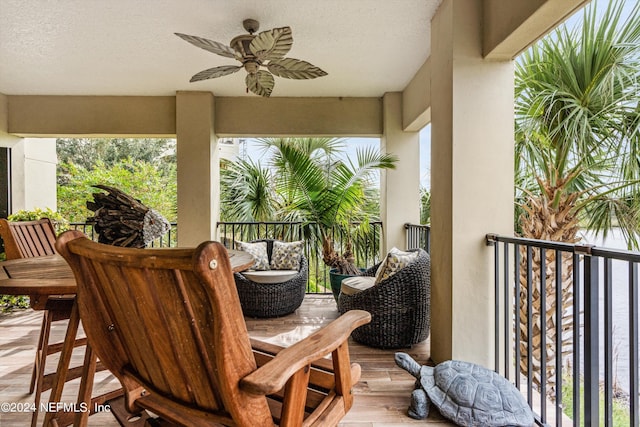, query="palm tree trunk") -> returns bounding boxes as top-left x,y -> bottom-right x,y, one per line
518,191 -> 579,398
